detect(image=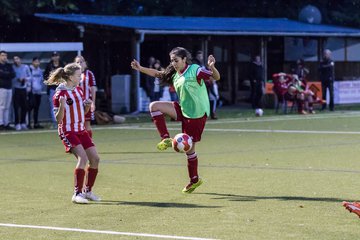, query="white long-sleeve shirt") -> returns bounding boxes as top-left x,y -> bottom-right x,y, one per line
29,65 -> 44,94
